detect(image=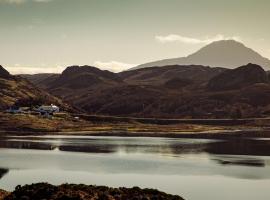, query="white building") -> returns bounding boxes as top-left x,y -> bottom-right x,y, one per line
37,104 -> 60,114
